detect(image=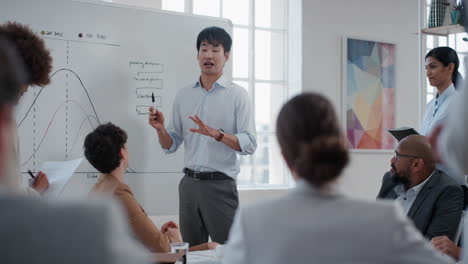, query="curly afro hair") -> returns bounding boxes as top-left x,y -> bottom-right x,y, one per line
84,123 -> 128,174
0,22 -> 52,86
